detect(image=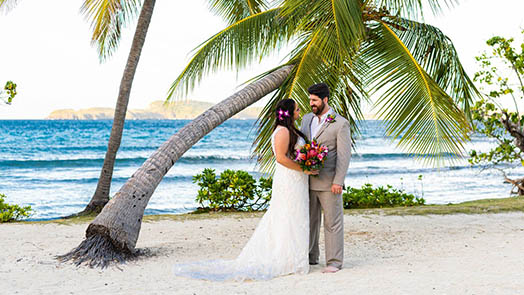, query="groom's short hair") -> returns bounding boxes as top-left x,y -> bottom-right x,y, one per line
307,83 -> 329,100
